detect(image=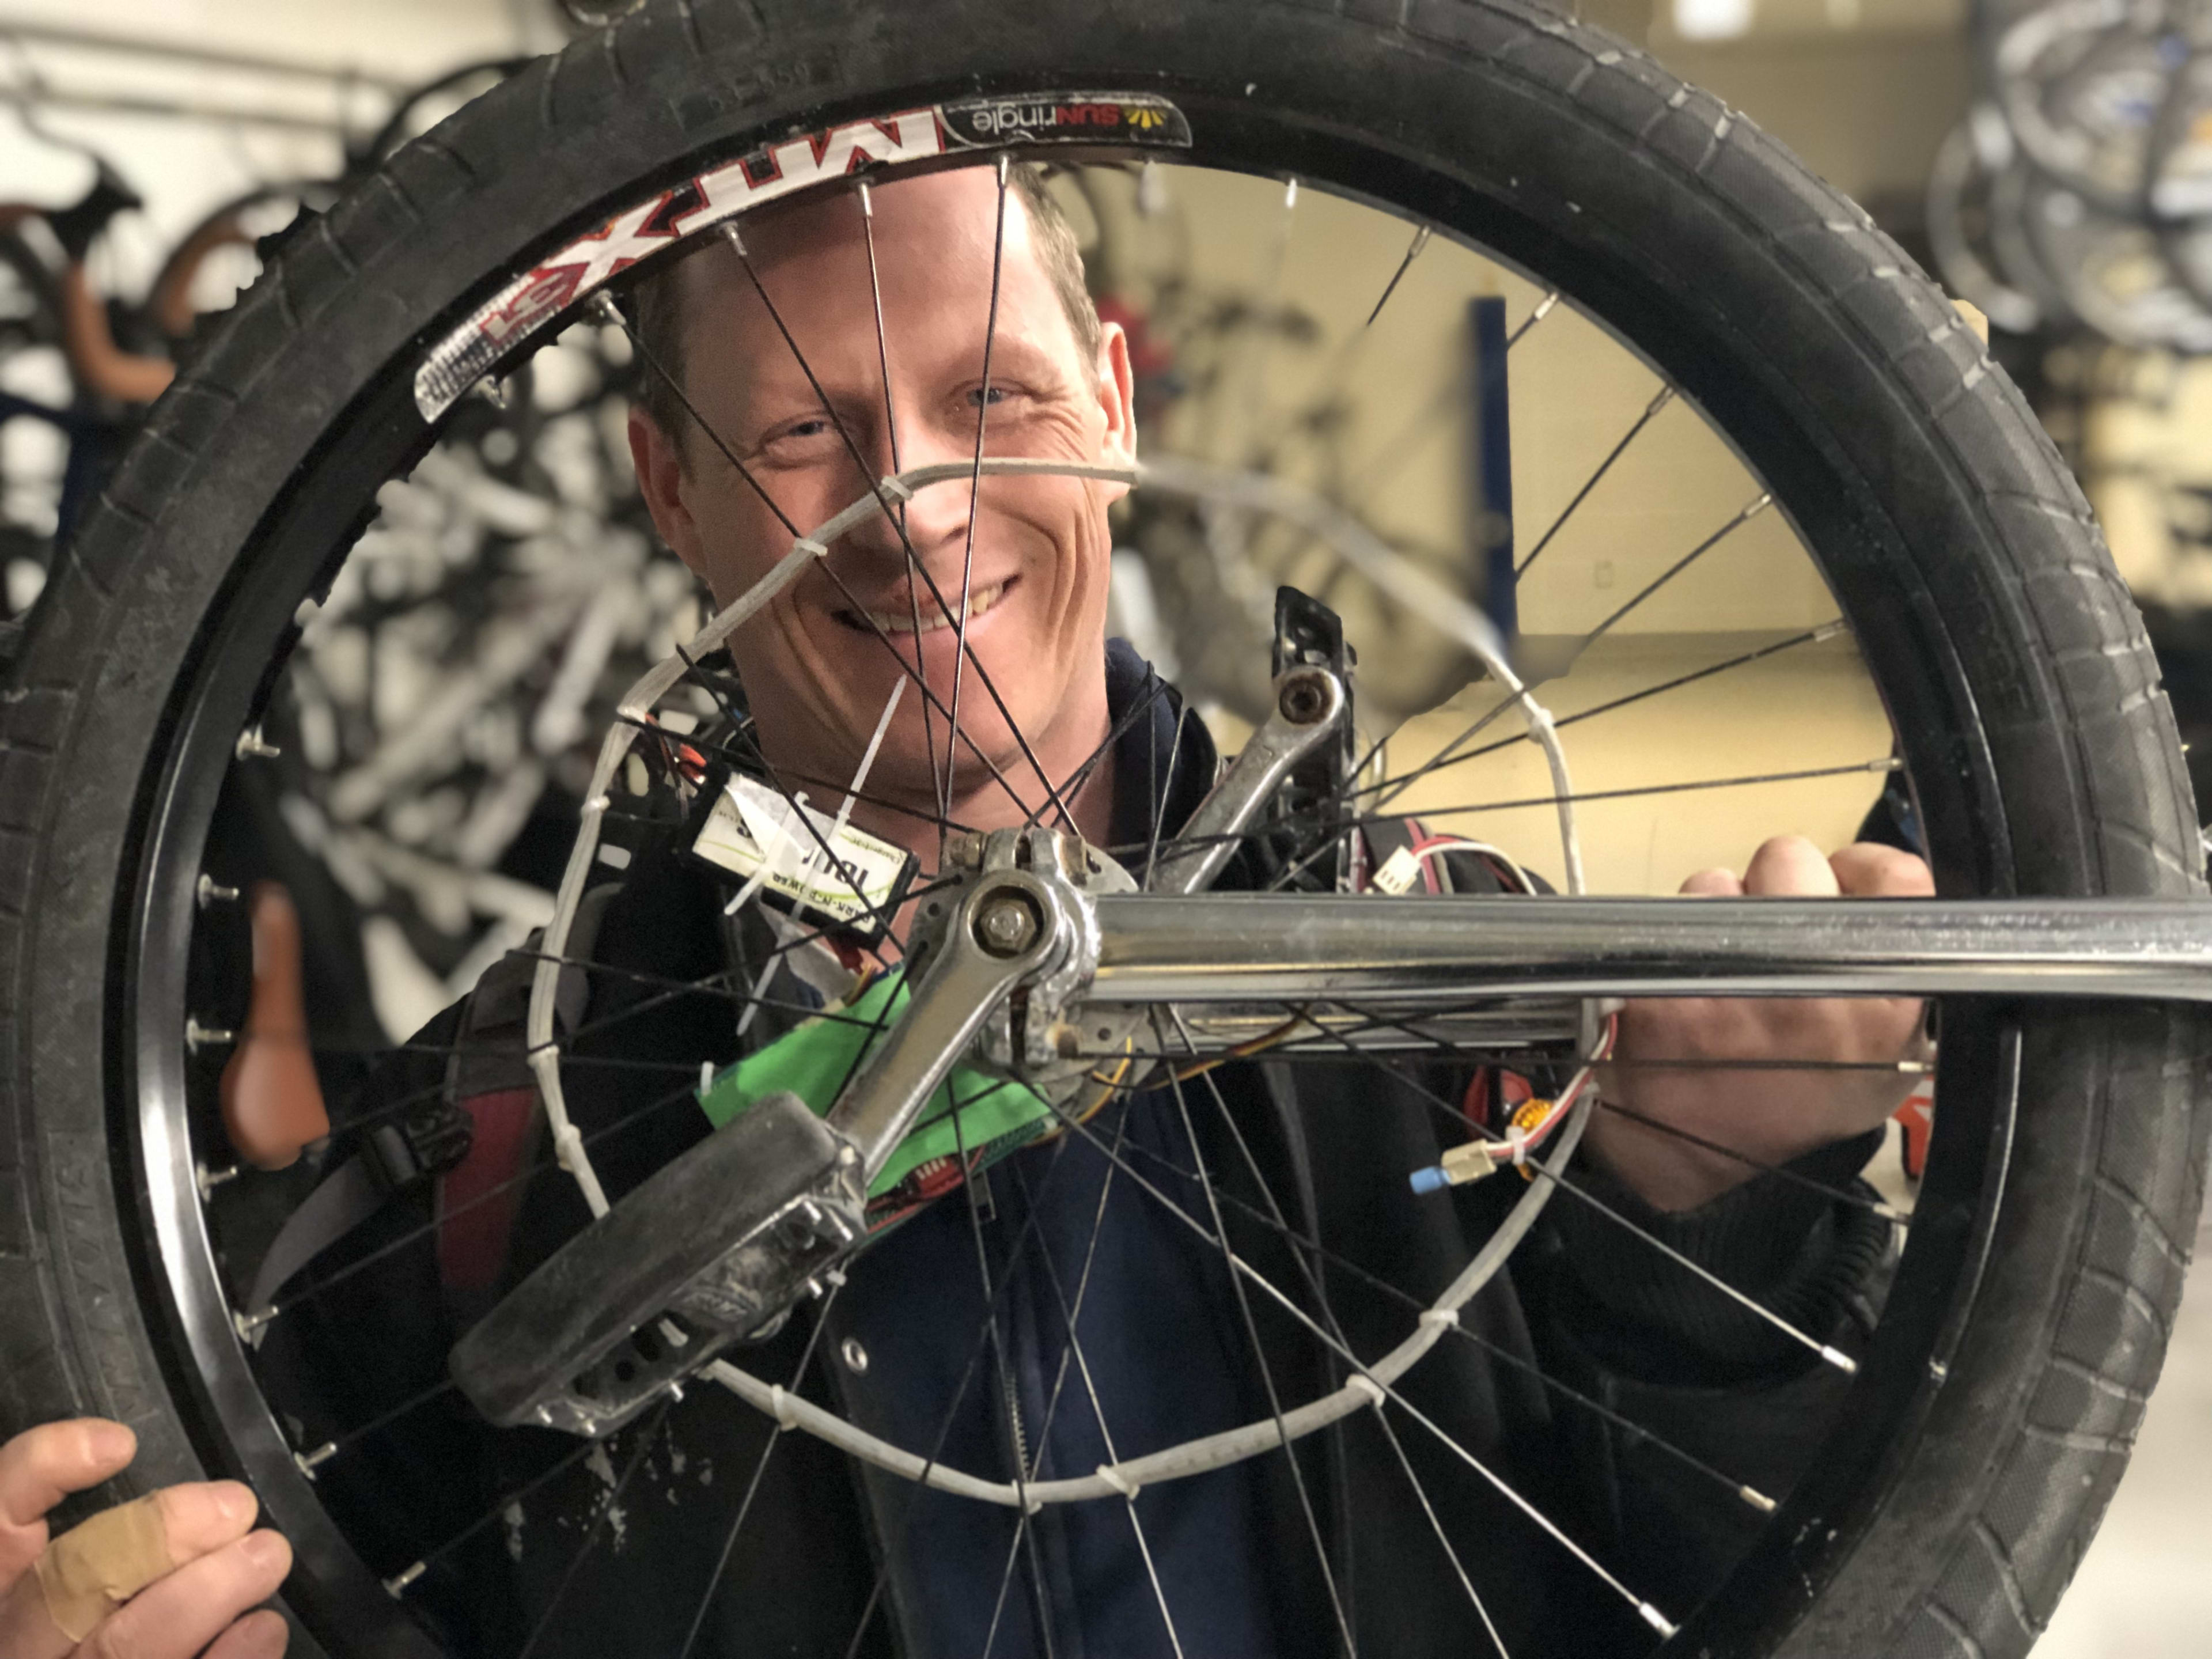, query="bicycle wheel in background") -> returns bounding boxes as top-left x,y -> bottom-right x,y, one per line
1,4 -> 2206,1658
